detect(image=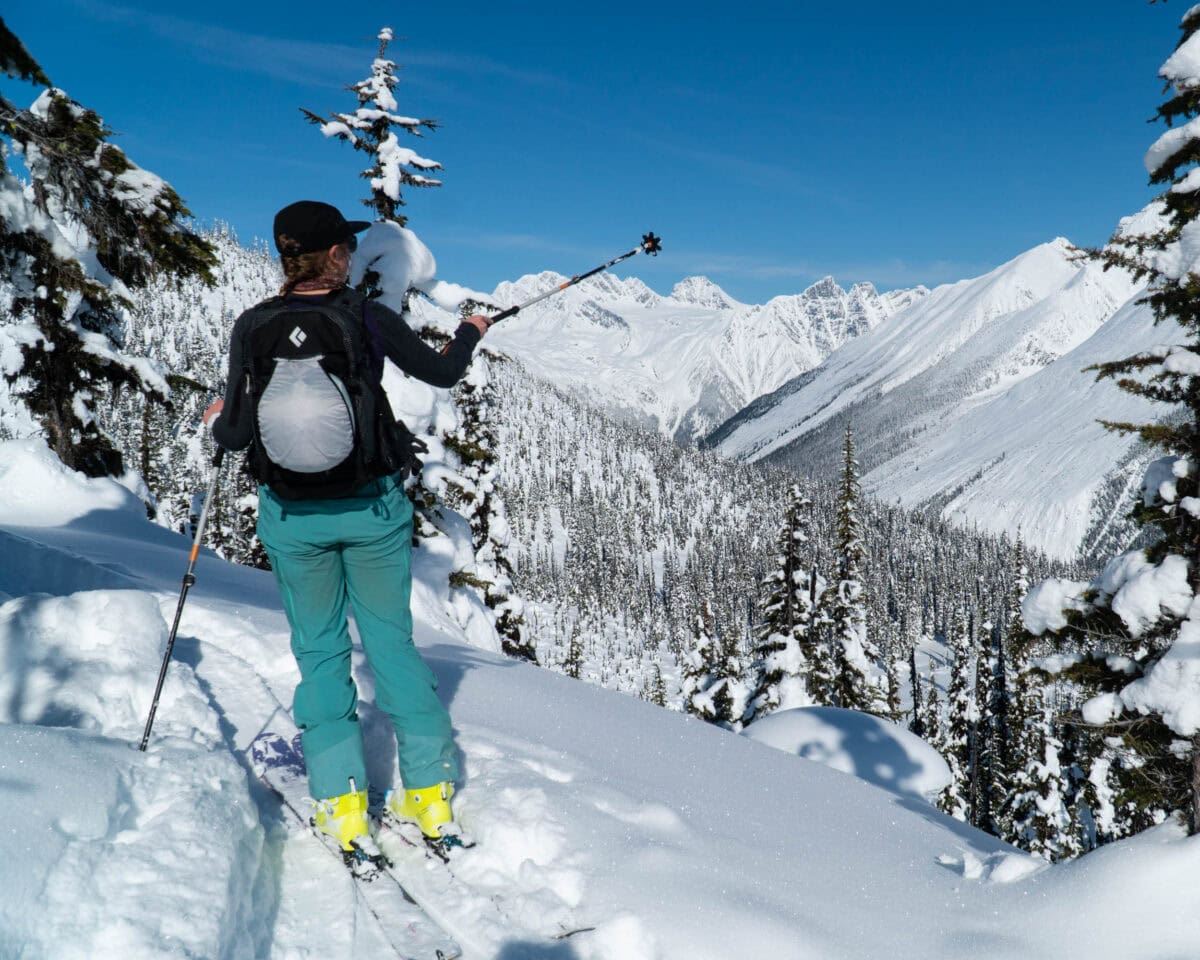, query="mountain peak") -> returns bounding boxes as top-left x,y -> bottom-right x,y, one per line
802,276 -> 844,300
670,276 -> 736,309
